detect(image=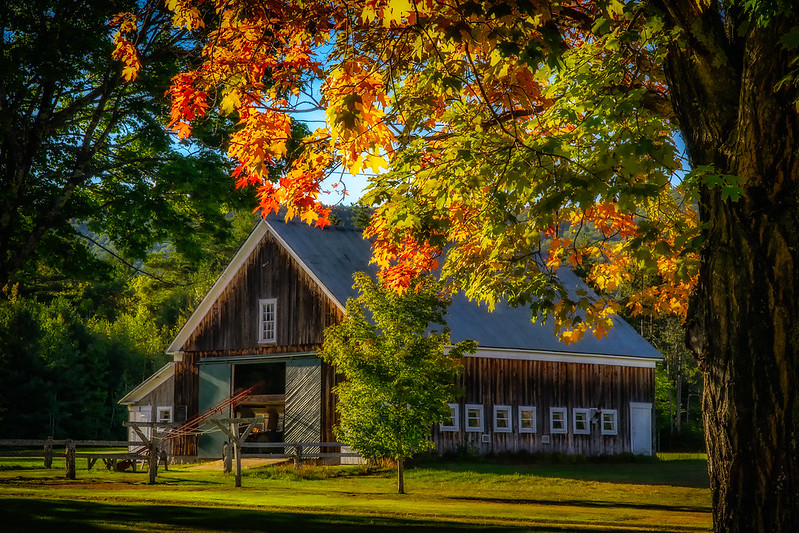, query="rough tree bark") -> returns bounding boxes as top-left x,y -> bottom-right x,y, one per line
662,4 -> 799,531
397,456 -> 405,495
